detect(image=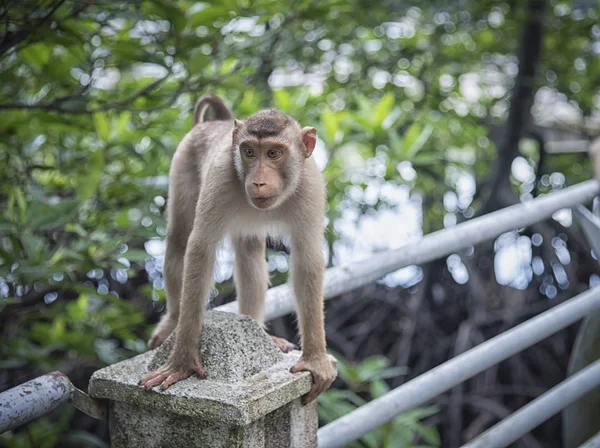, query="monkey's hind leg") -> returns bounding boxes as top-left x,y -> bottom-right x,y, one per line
233,236 -> 268,323
232,236 -> 297,354
148,152 -> 199,350
148,232 -> 192,349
